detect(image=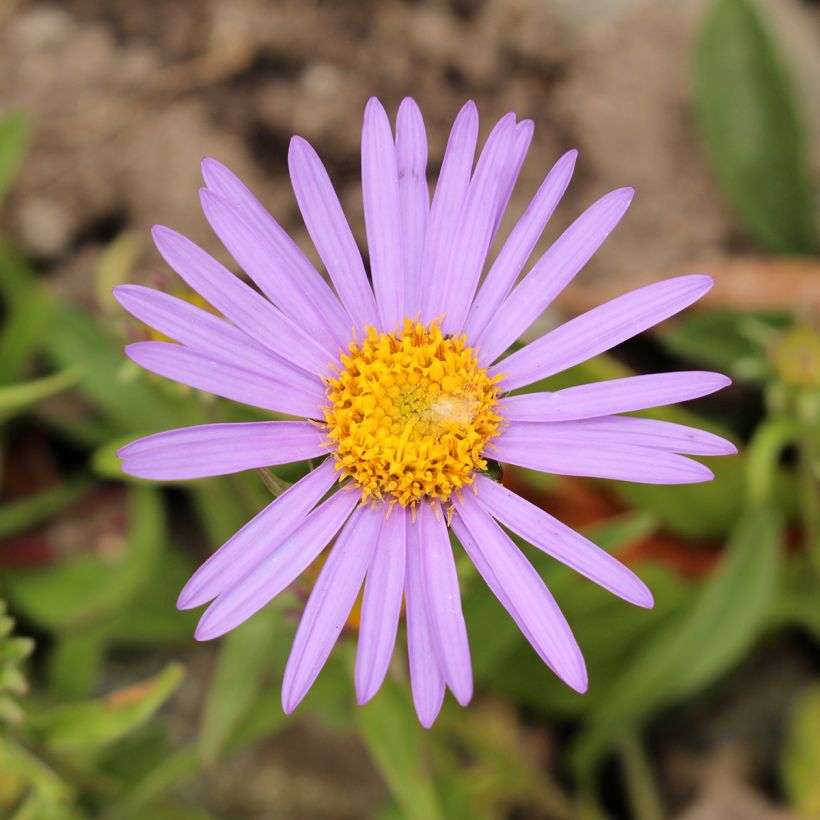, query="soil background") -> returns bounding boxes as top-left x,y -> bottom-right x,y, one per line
2,0 -> 819,817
